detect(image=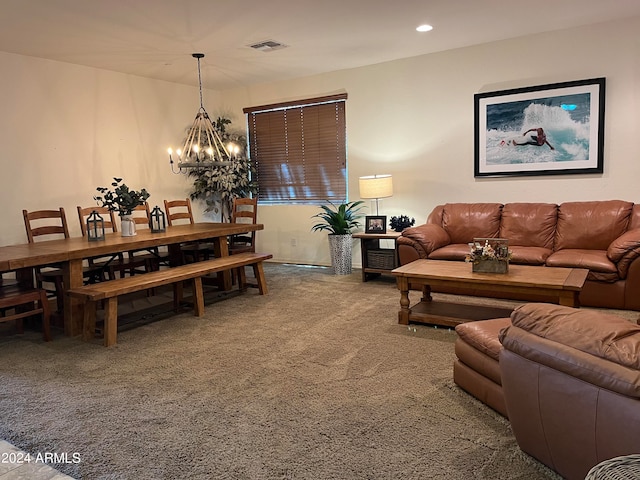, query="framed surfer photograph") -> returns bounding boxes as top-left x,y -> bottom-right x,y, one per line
474,78 -> 605,177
